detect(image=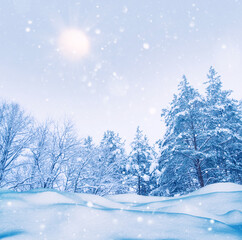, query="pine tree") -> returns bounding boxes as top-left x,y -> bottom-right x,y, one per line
203,67 -> 242,184
157,76 -> 207,196
128,127 -> 155,195
91,130 -> 128,196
